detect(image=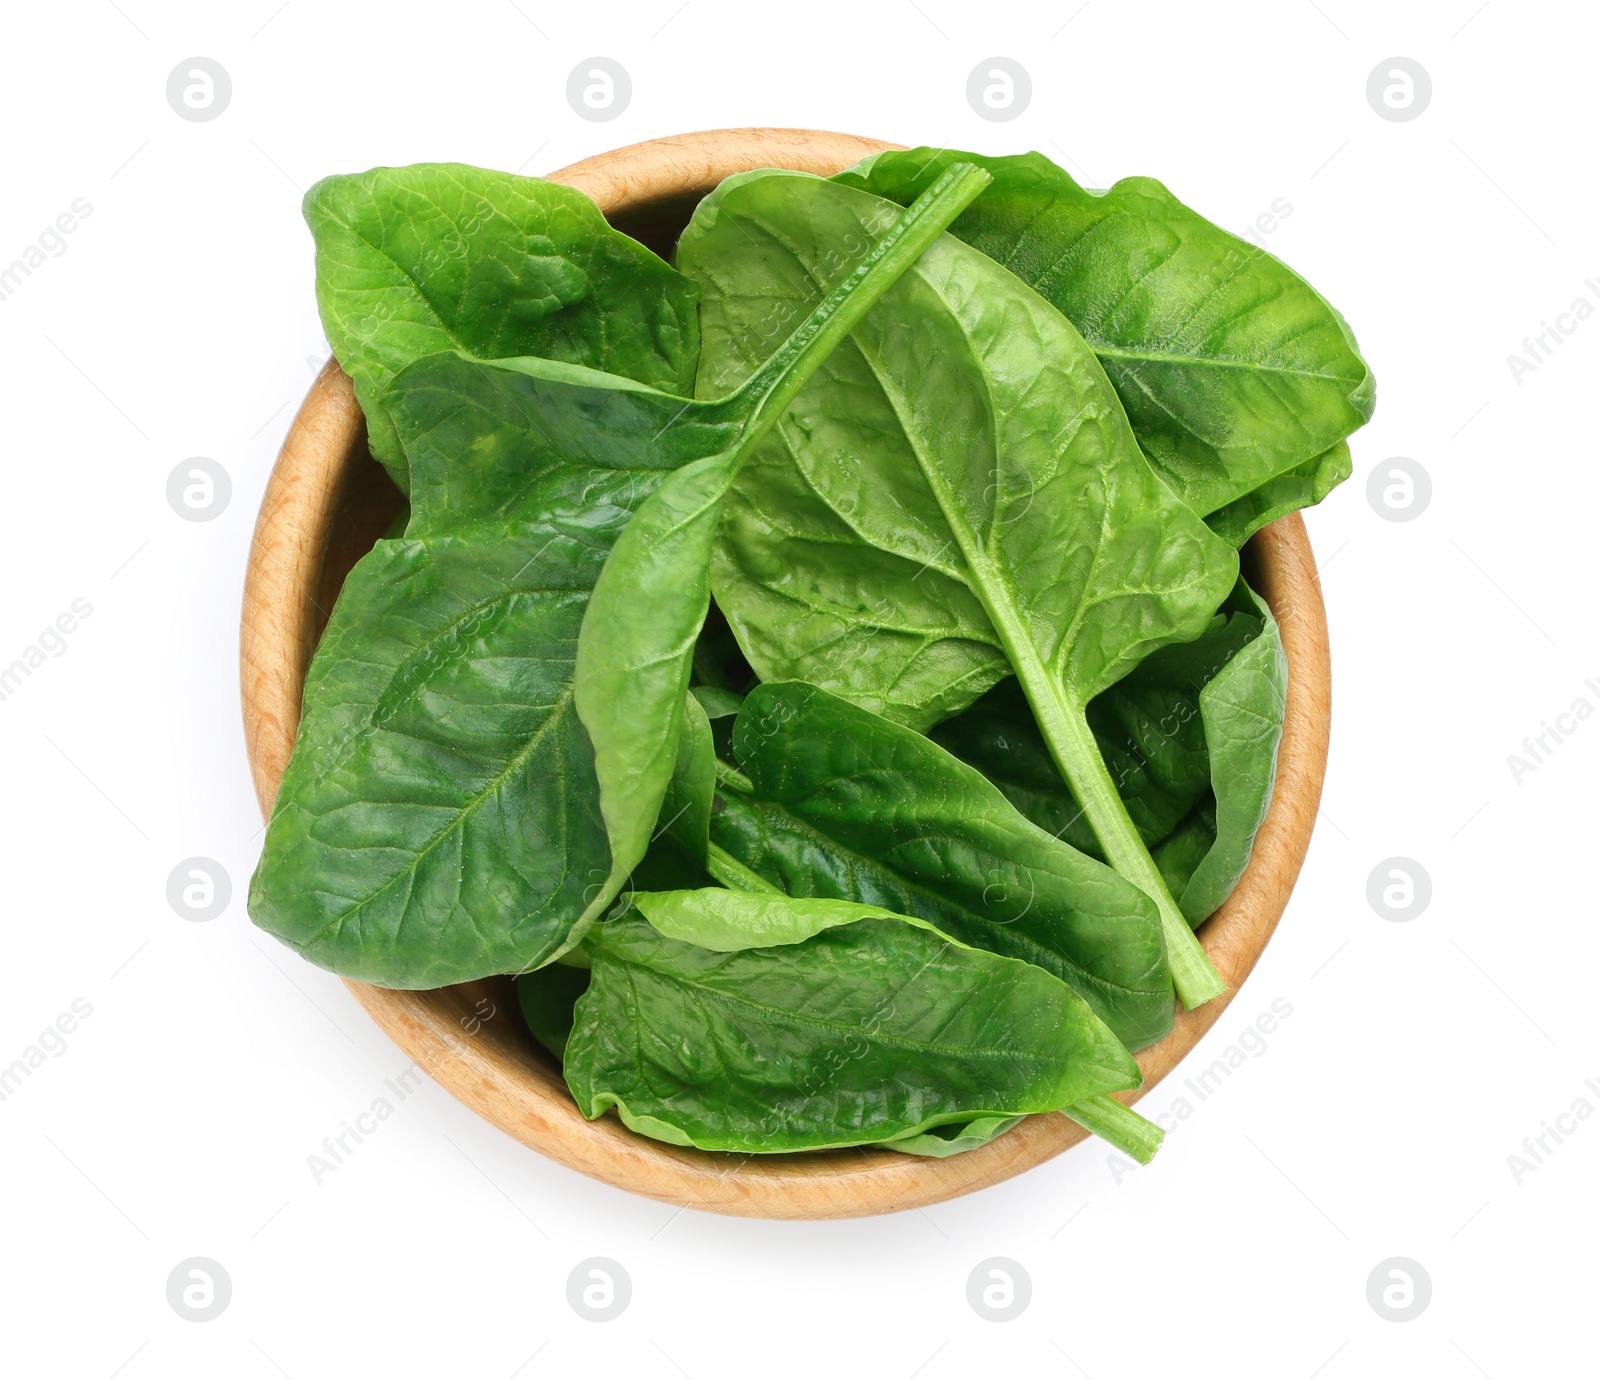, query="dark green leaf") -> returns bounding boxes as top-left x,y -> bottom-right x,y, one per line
836,148 -> 1374,517
1177,585 -> 1287,921
884,1114 -> 1024,1158
247,513 -> 619,986
306,164 -> 700,487
517,963 -> 591,1060
564,905 -> 1141,1152
572,166 -> 994,933
712,682 -> 1173,1049
689,684 -> 745,720
250,354 -> 753,985
1206,442 -> 1353,548
678,169 -> 1236,1003
665,692 -> 715,864
1153,800 -> 1216,920
932,581 -> 1285,925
